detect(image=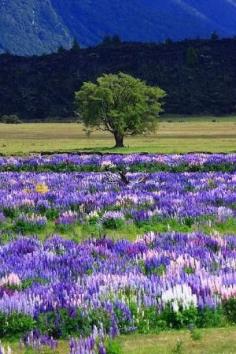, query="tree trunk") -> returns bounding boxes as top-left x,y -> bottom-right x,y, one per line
114,133 -> 124,148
